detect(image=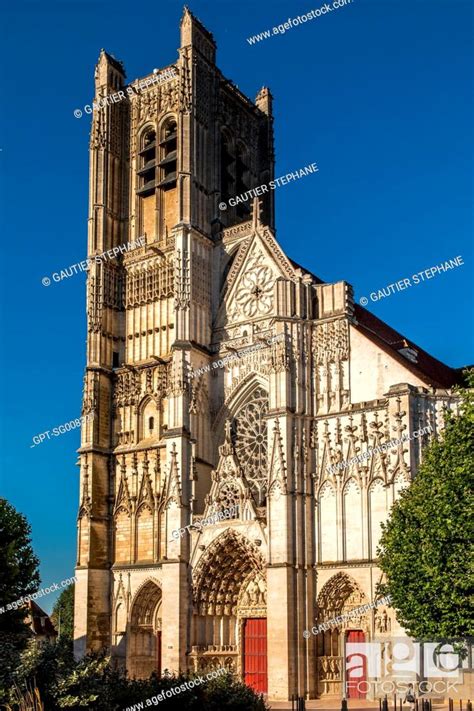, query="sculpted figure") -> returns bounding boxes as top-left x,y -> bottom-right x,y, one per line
321,656 -> 329,678
249,580 -> 259,605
